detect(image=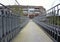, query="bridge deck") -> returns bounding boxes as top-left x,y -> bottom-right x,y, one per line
11,20 -> 54,42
